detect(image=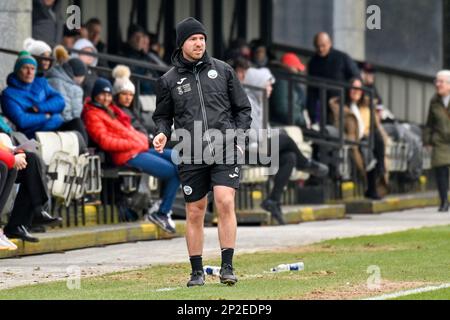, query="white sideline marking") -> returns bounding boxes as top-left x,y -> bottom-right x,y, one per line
153,287 -> 182,292
363,283 -> 450,300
